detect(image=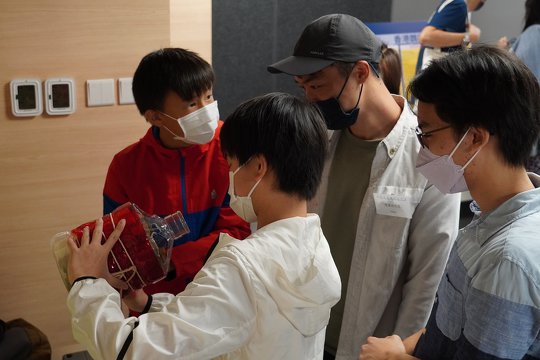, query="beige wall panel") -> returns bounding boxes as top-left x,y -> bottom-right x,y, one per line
0,0 -> 171,357
1,0 -> 212,356
170,0 -> 212,63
